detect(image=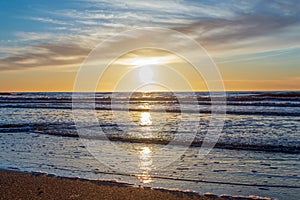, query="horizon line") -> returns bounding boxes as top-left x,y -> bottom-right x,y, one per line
1,90 -> 299,93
